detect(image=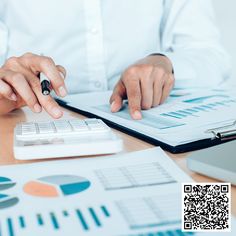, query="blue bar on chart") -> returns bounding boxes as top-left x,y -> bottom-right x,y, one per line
171,112 -> 186,118
161,113 -> 182,119
18,216 -> 25,228
101,205 -> 110,217
50,212 -> 60,229
1,205 -> 111,235
209,103 -> 217,107
62,210 -> 69,217
186,109 -> 199,113
177,110 -> 198,117
161,105 -> 214,119
36,214 -> 44,226
183,95 -> 228,104
161,99 -> 236,120
193,107 -> 206,112
76,206 -> 110,231
201,105 -> 215,110
88,208 -> 102,227
7,218 -> 14,236
76,209 -> 89,231
162,107 -> 210,119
